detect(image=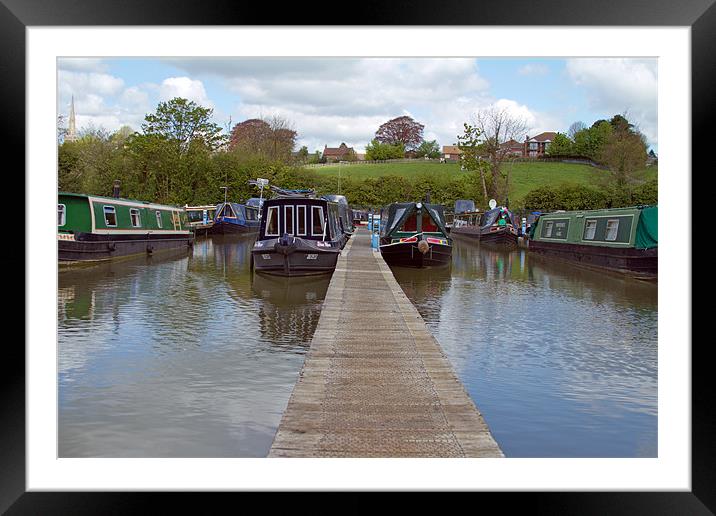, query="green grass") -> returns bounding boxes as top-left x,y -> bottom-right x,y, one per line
309,161 -> 657,202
